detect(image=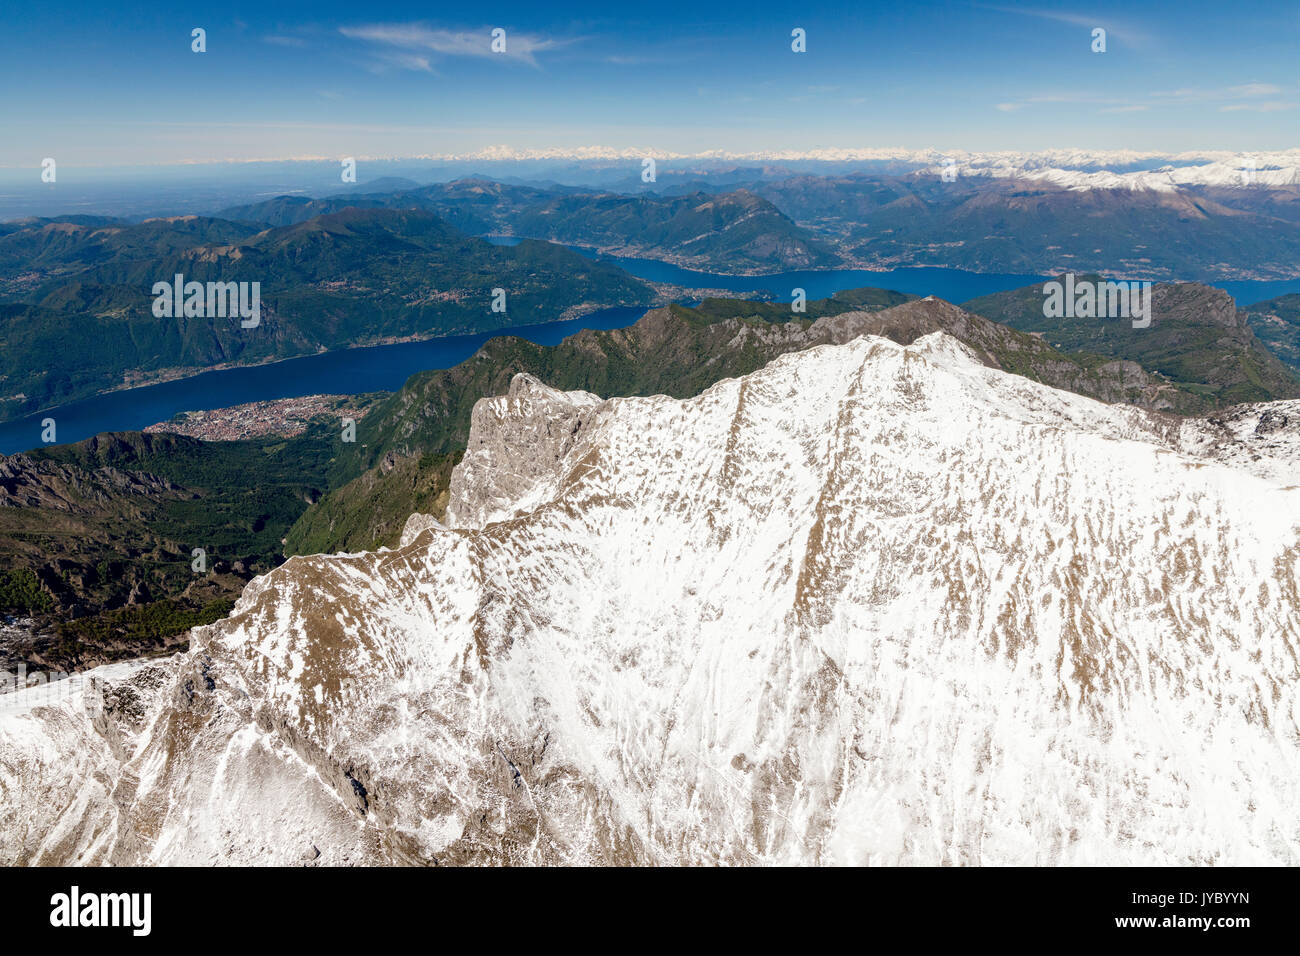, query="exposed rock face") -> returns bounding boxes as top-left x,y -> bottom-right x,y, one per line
445,375 -> 601,530
1094,359 -> 1150,390
3,332 -> 1299,865
1179,399 -> 1300,485
0,453 -> 180,512
1151,282 -> 1246,330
